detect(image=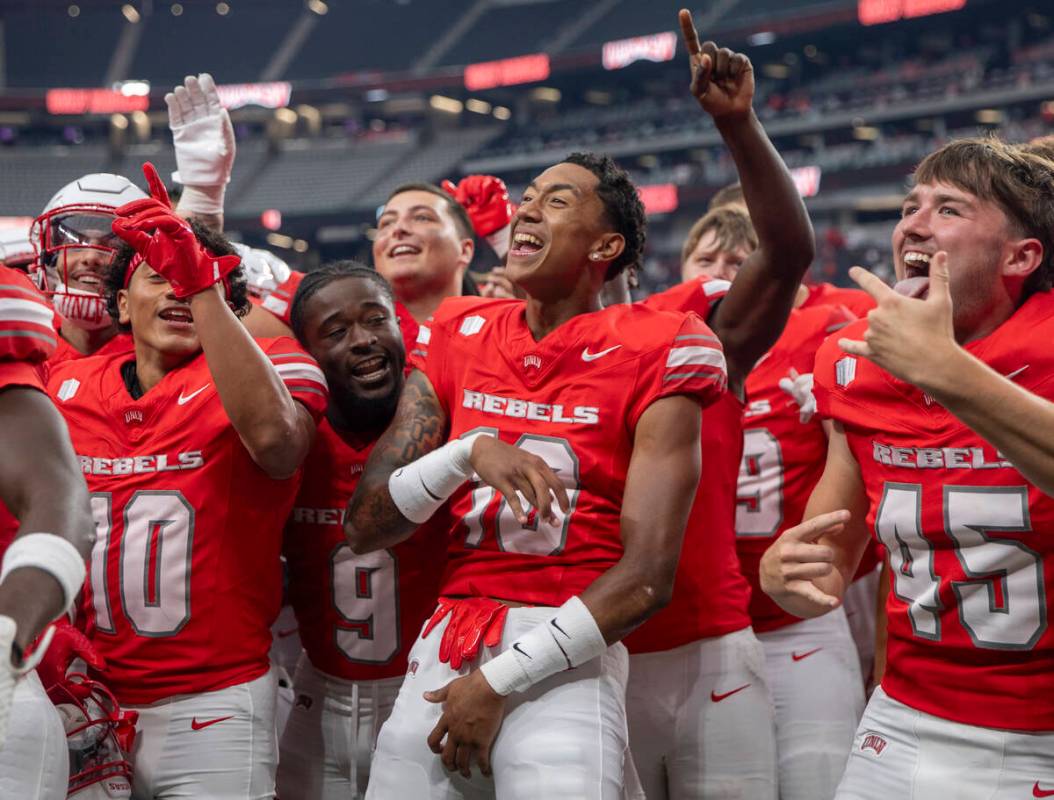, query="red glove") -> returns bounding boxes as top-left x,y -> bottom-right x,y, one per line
441,175 -> 513,240
33,618 -> 106,694
423,597 -> 509,670
112,163 -> 240,299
